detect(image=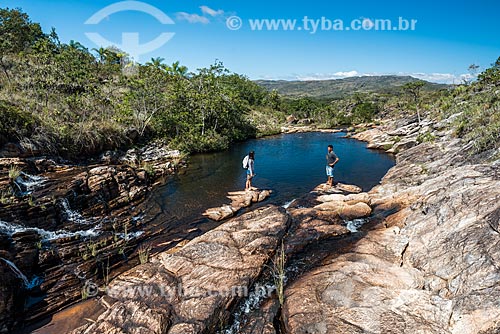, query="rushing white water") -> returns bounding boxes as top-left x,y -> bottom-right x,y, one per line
60,198 -> 90,224
19,172 -> 47,191
0,220 -> 100,241
220,282 -> 276,334
0,257 -> 29,286
117,231 -> 144,241
219,260 -> 300,334
132,214 -> 144,223
0,257 -> 42,289
11,173 -> 47,196
346,218 -> 369,233
282,199 -> 296,209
